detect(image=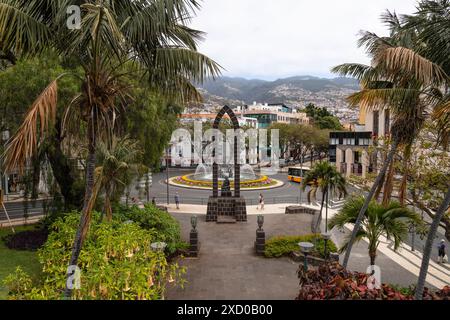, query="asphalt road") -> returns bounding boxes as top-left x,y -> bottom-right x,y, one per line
137,168 -> 322,205
0,199 -> 46,222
